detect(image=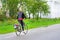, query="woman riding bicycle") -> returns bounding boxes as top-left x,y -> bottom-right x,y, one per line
17,7 -> 26,31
